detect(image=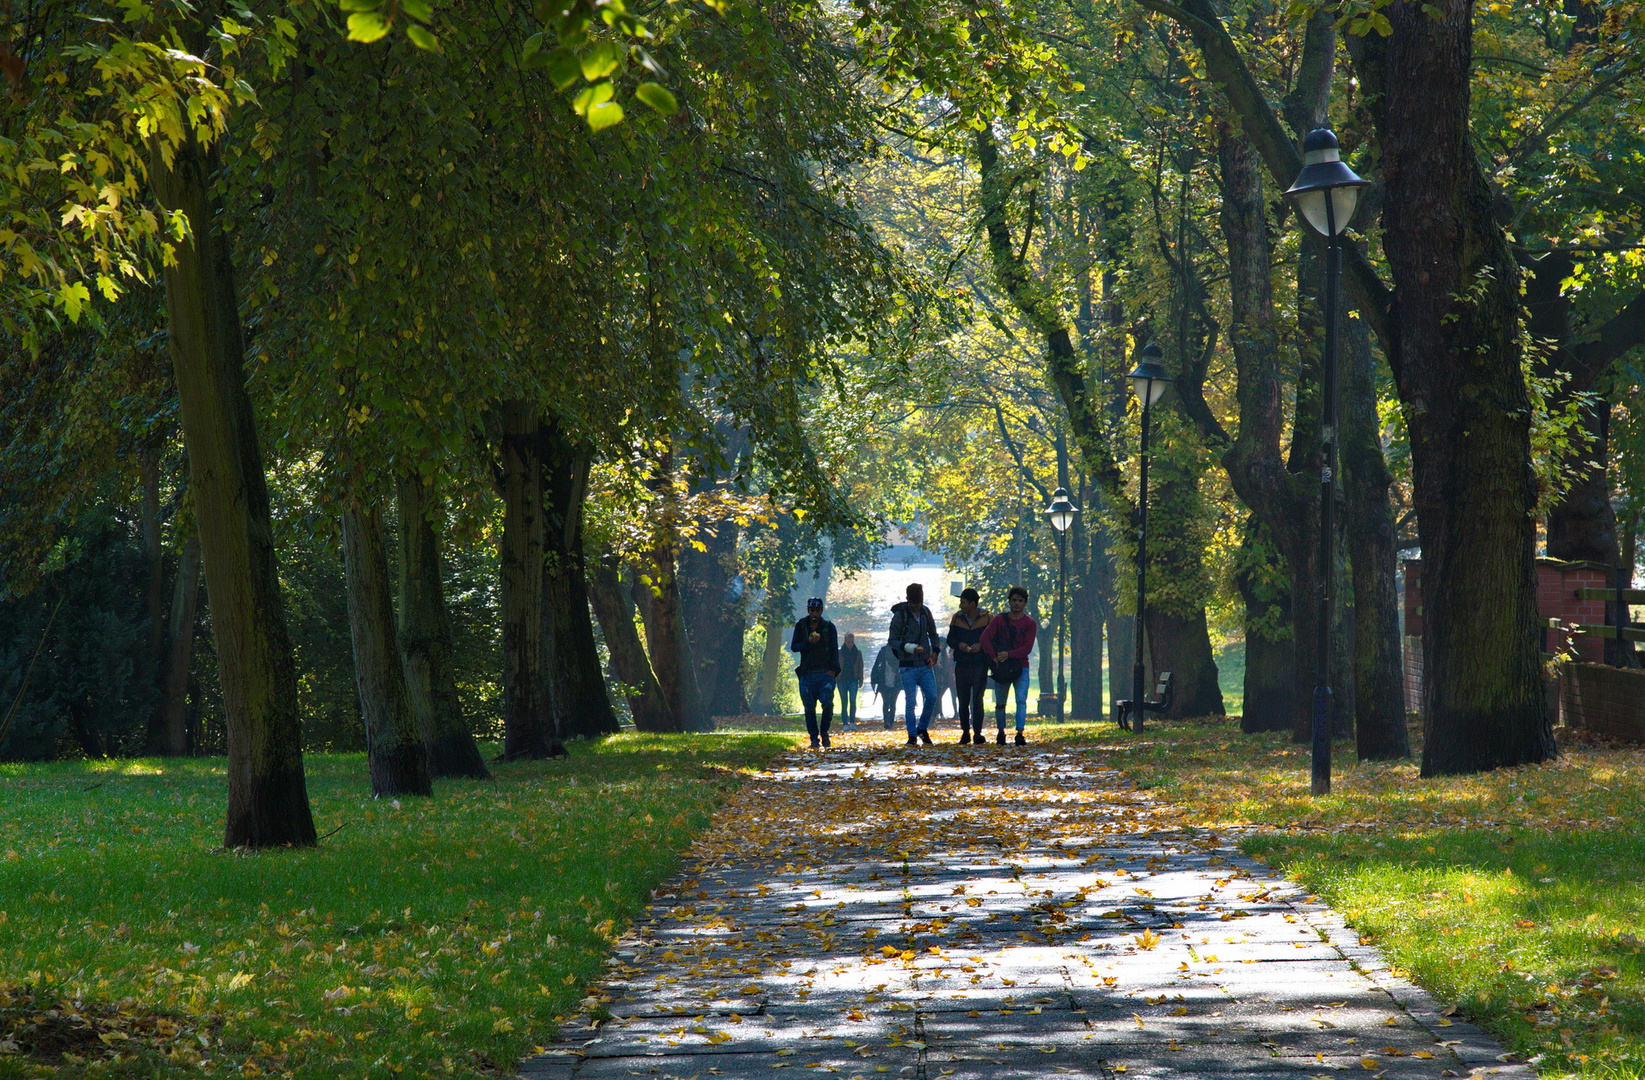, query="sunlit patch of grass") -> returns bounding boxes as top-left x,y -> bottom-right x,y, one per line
0,733 -> 796,1078
1038,718 -> 1645,1079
